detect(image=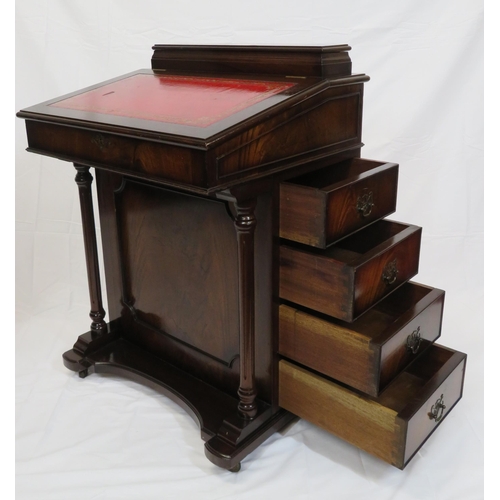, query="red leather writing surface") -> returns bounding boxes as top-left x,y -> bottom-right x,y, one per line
50,74 -> 295,127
